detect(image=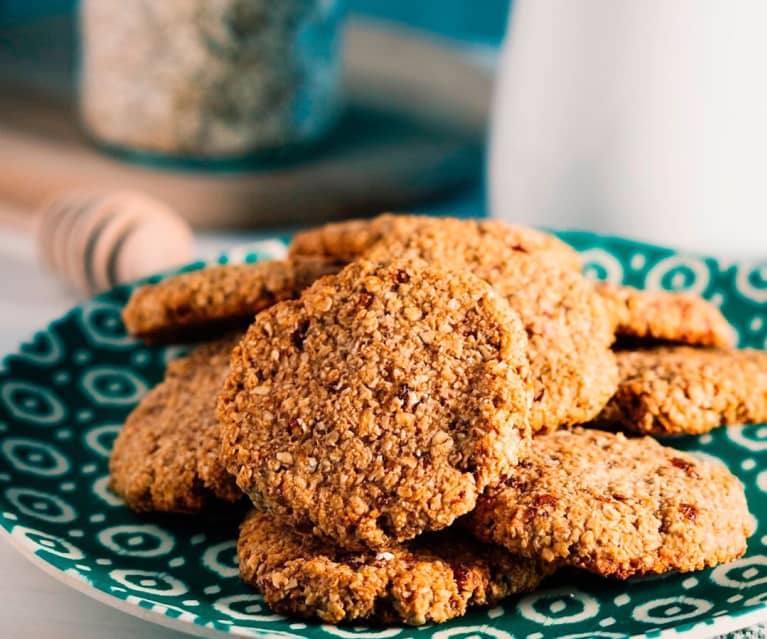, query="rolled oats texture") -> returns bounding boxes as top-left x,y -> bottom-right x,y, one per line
237,509 -> 553,625
79,0 -> 343,158
597,346 -> 767,435
595,282 -> 736,347
109,334 -> 244,513
218,258 -> 533,551
122,258 -> 340,343
465,428 -> 754,579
